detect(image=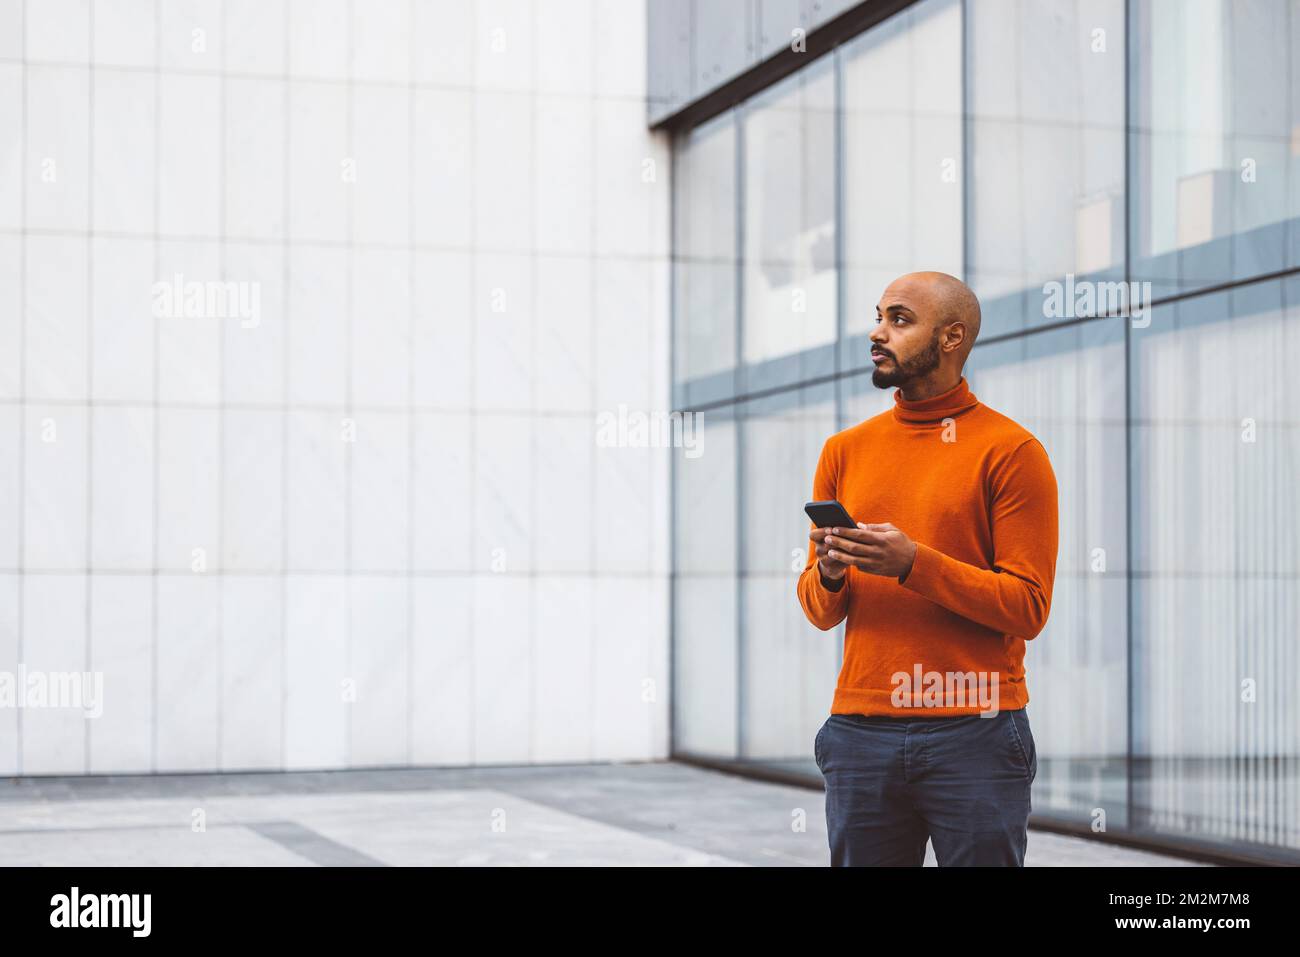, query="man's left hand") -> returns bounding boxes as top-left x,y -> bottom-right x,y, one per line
823,523 -> 918,580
